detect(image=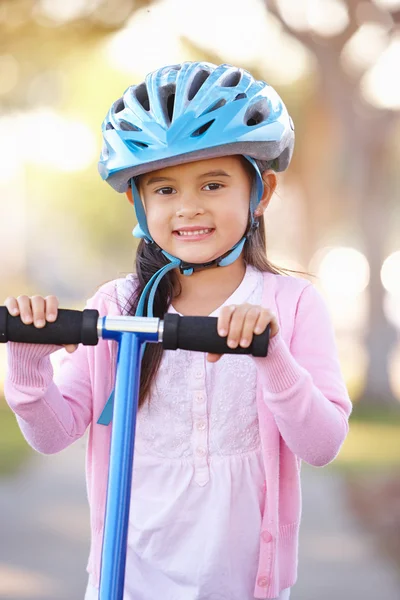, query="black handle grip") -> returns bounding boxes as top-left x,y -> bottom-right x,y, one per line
0,307 -> 99,346
162,314 -> 270,357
